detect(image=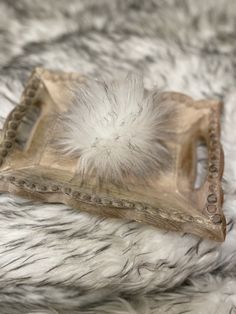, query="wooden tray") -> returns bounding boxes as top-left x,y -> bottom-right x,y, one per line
0,68 -> 226,241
